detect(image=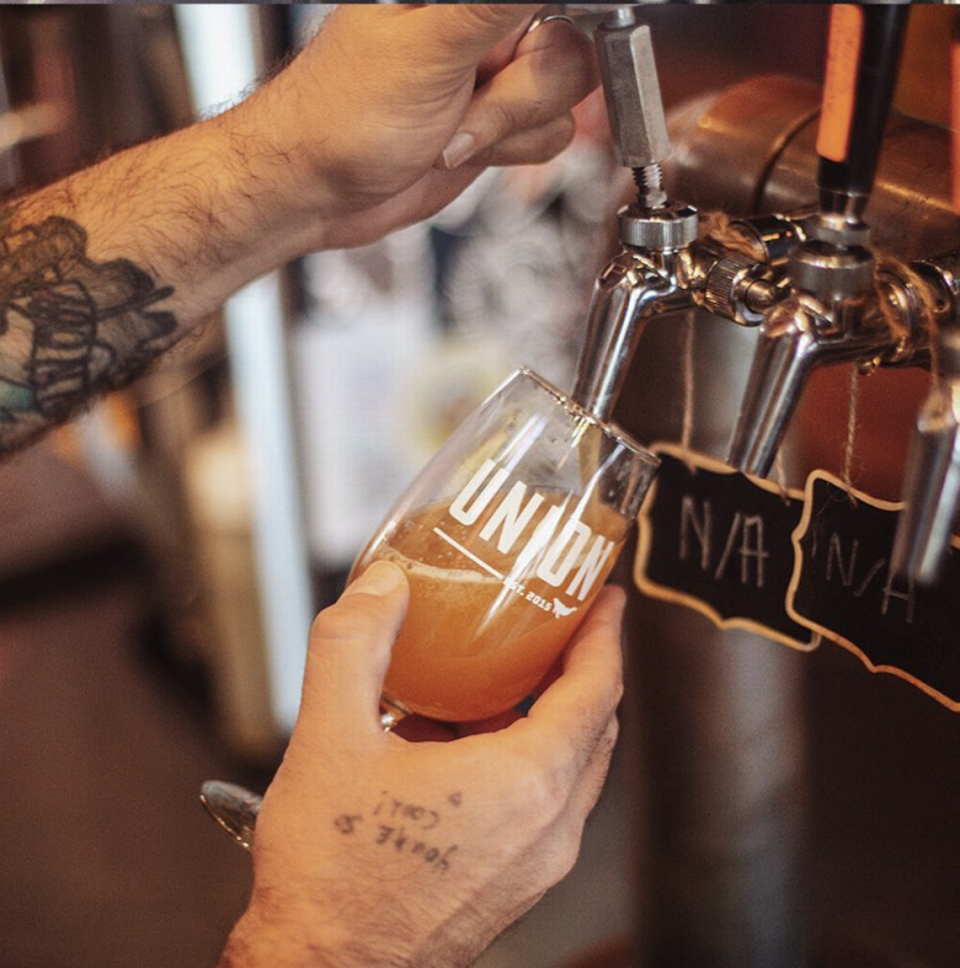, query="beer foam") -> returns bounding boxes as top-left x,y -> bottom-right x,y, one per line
378,545 -> 500,586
